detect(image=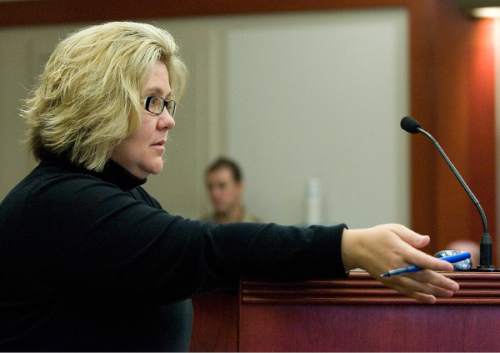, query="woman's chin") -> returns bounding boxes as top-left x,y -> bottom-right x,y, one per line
148,159 -> 165,175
